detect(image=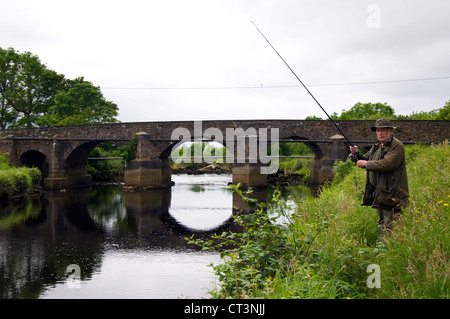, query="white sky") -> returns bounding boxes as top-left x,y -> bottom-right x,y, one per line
1,0 -> 449,122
